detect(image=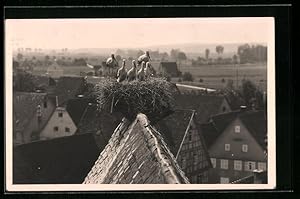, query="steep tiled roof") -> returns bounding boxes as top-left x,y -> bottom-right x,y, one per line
13,133 -> 99,184
13,92 -> 47,134
201,110 -> 266,149
84,114 -> 190,184
174,94 -> 225,123
76,103 -> 123,151
53,76 -> 86,106
66,98 -> 90,125
154,109 -> 194,155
